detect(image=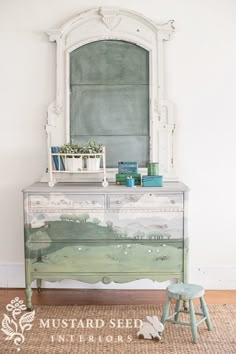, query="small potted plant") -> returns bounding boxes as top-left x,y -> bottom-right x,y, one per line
60,144 -> 83,171
81,140 -> 103,171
